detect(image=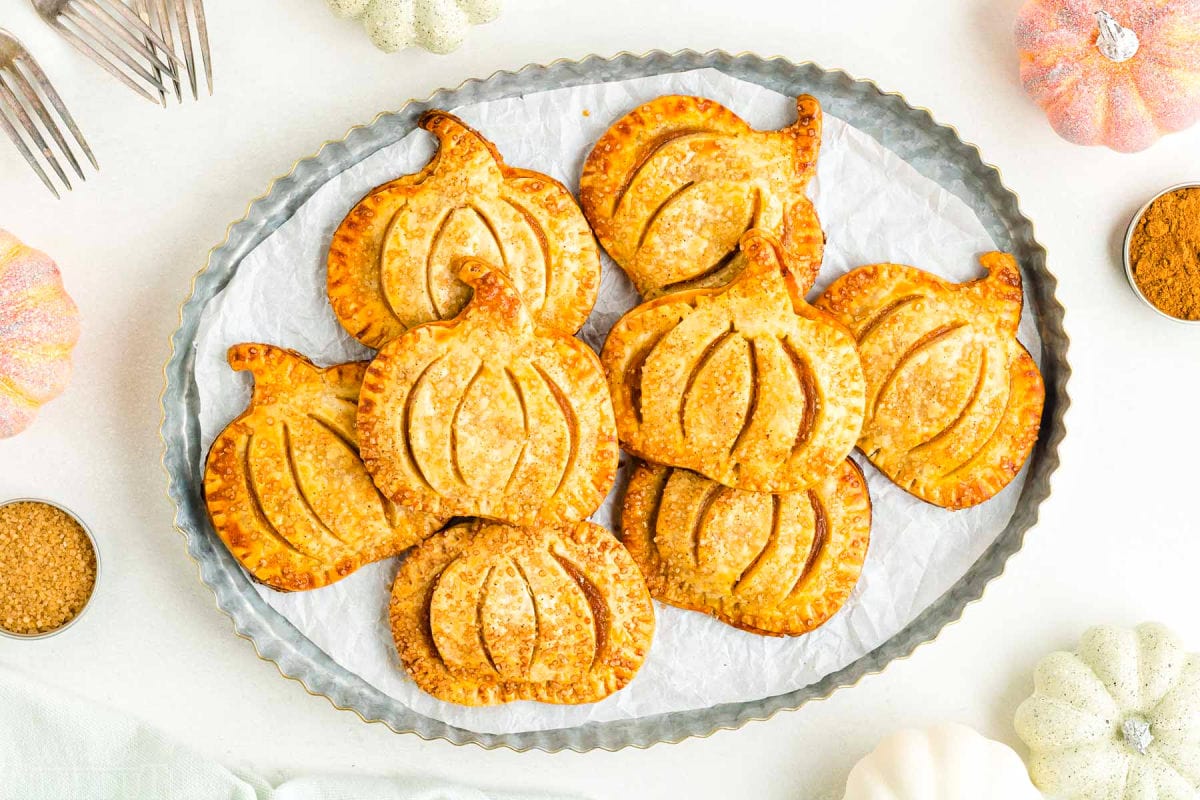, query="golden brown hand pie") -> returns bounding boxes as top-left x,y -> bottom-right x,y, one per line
204,344 -> 444,591
390,518 -> 655,706
815,253 -> 1044,509
358,258 -> 618,527
601,230 -> 865,494
580,94 -> 824,298
328,110 -> 601,347
622,458 -> 870,636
